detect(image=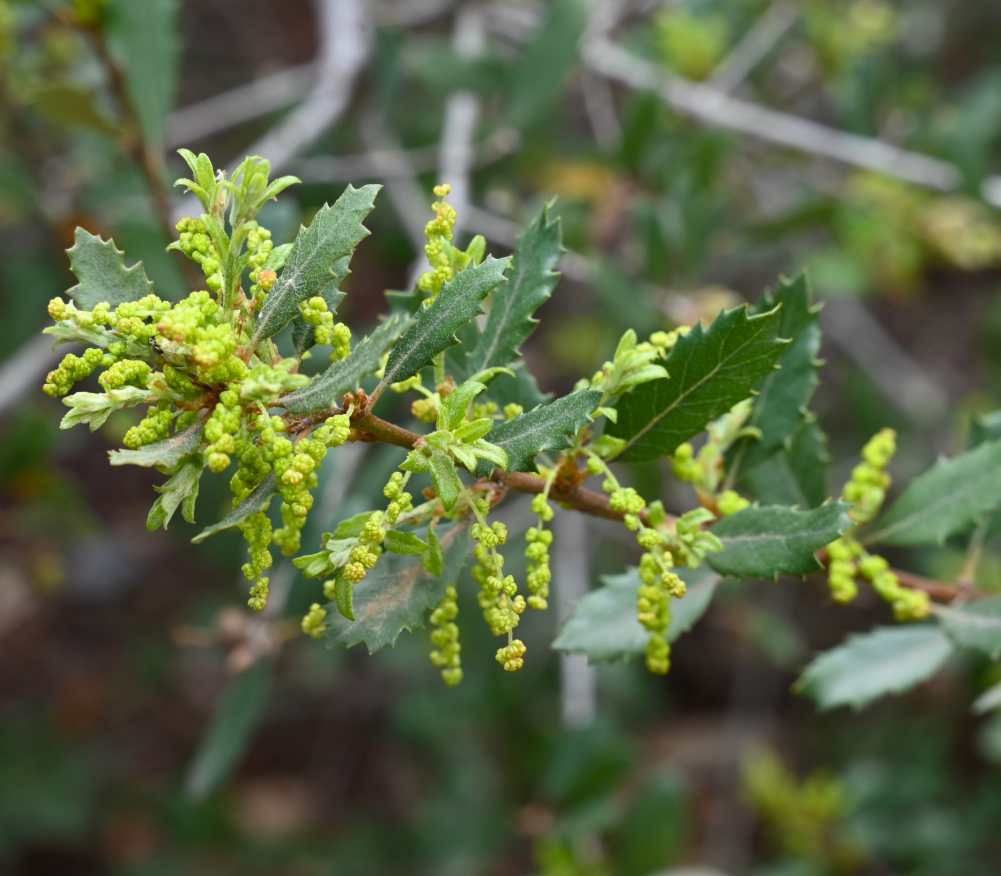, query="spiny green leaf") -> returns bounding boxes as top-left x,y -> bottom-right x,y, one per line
795,626 -> 954,711
707,501 -> 853,580
731,272 -> 823,477
109,421 -> 203,468
476,387 -> 602,476
384,530 -> 429,555
864,440 -> 1001,547
65,228 -> 154,309
251,184 -> 381,343
281,314 -> 411,415
465,202 -> 564,372
934,597 -> 1001,659
191,473 -> 277,543
378,257 -> 511,390
551,567 -> 719,664
741,415 -> 830,509
606,305 -> 789,462
291,257 -> 348,357
323,521 -> 470,653
148,455 -> 204,531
